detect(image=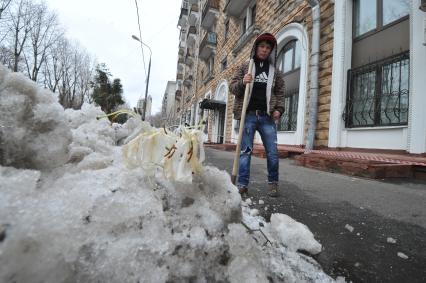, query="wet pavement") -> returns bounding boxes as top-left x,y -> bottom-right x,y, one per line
205,148 -> 426,283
